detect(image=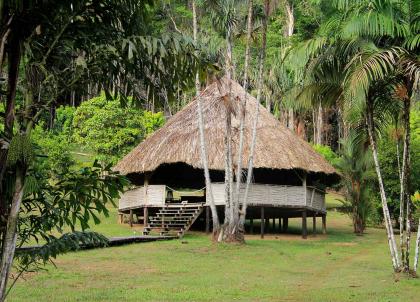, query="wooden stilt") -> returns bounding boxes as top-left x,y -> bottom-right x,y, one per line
261,207 -> 265,239
278,217 -> 282,233
250,218 -> 254,234
322,214 -> 327,234
205,206 -> 210,234
265,215 -> 269,232
272,218 -> 276,232
129,209 -> 133,227
302,210 -> 307,239
313,213 -> 316,235
143,207 -> 149,226
283,217 -> 288,232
